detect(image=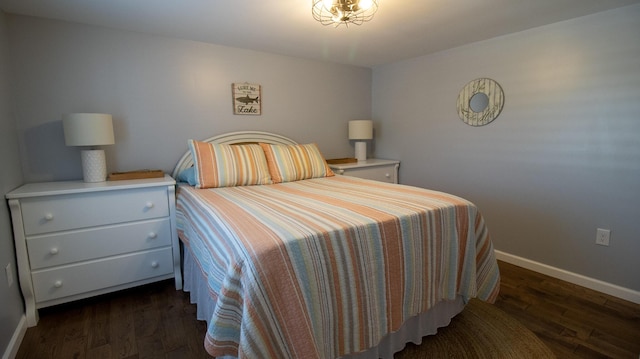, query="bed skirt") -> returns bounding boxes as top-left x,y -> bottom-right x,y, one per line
183,248 -> 466,359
